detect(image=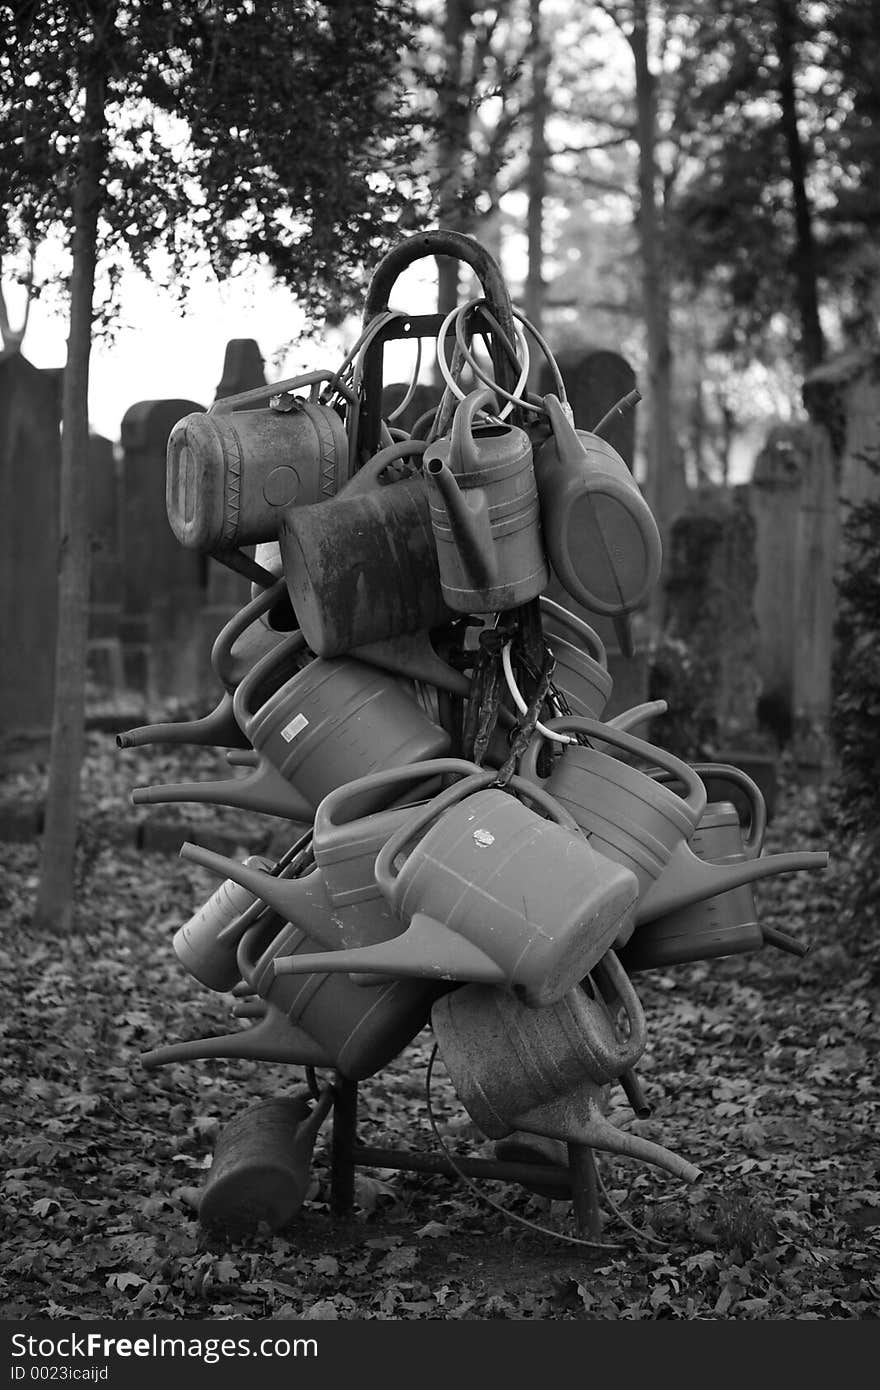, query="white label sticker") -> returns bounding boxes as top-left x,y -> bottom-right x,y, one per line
280,712 -> 309,743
